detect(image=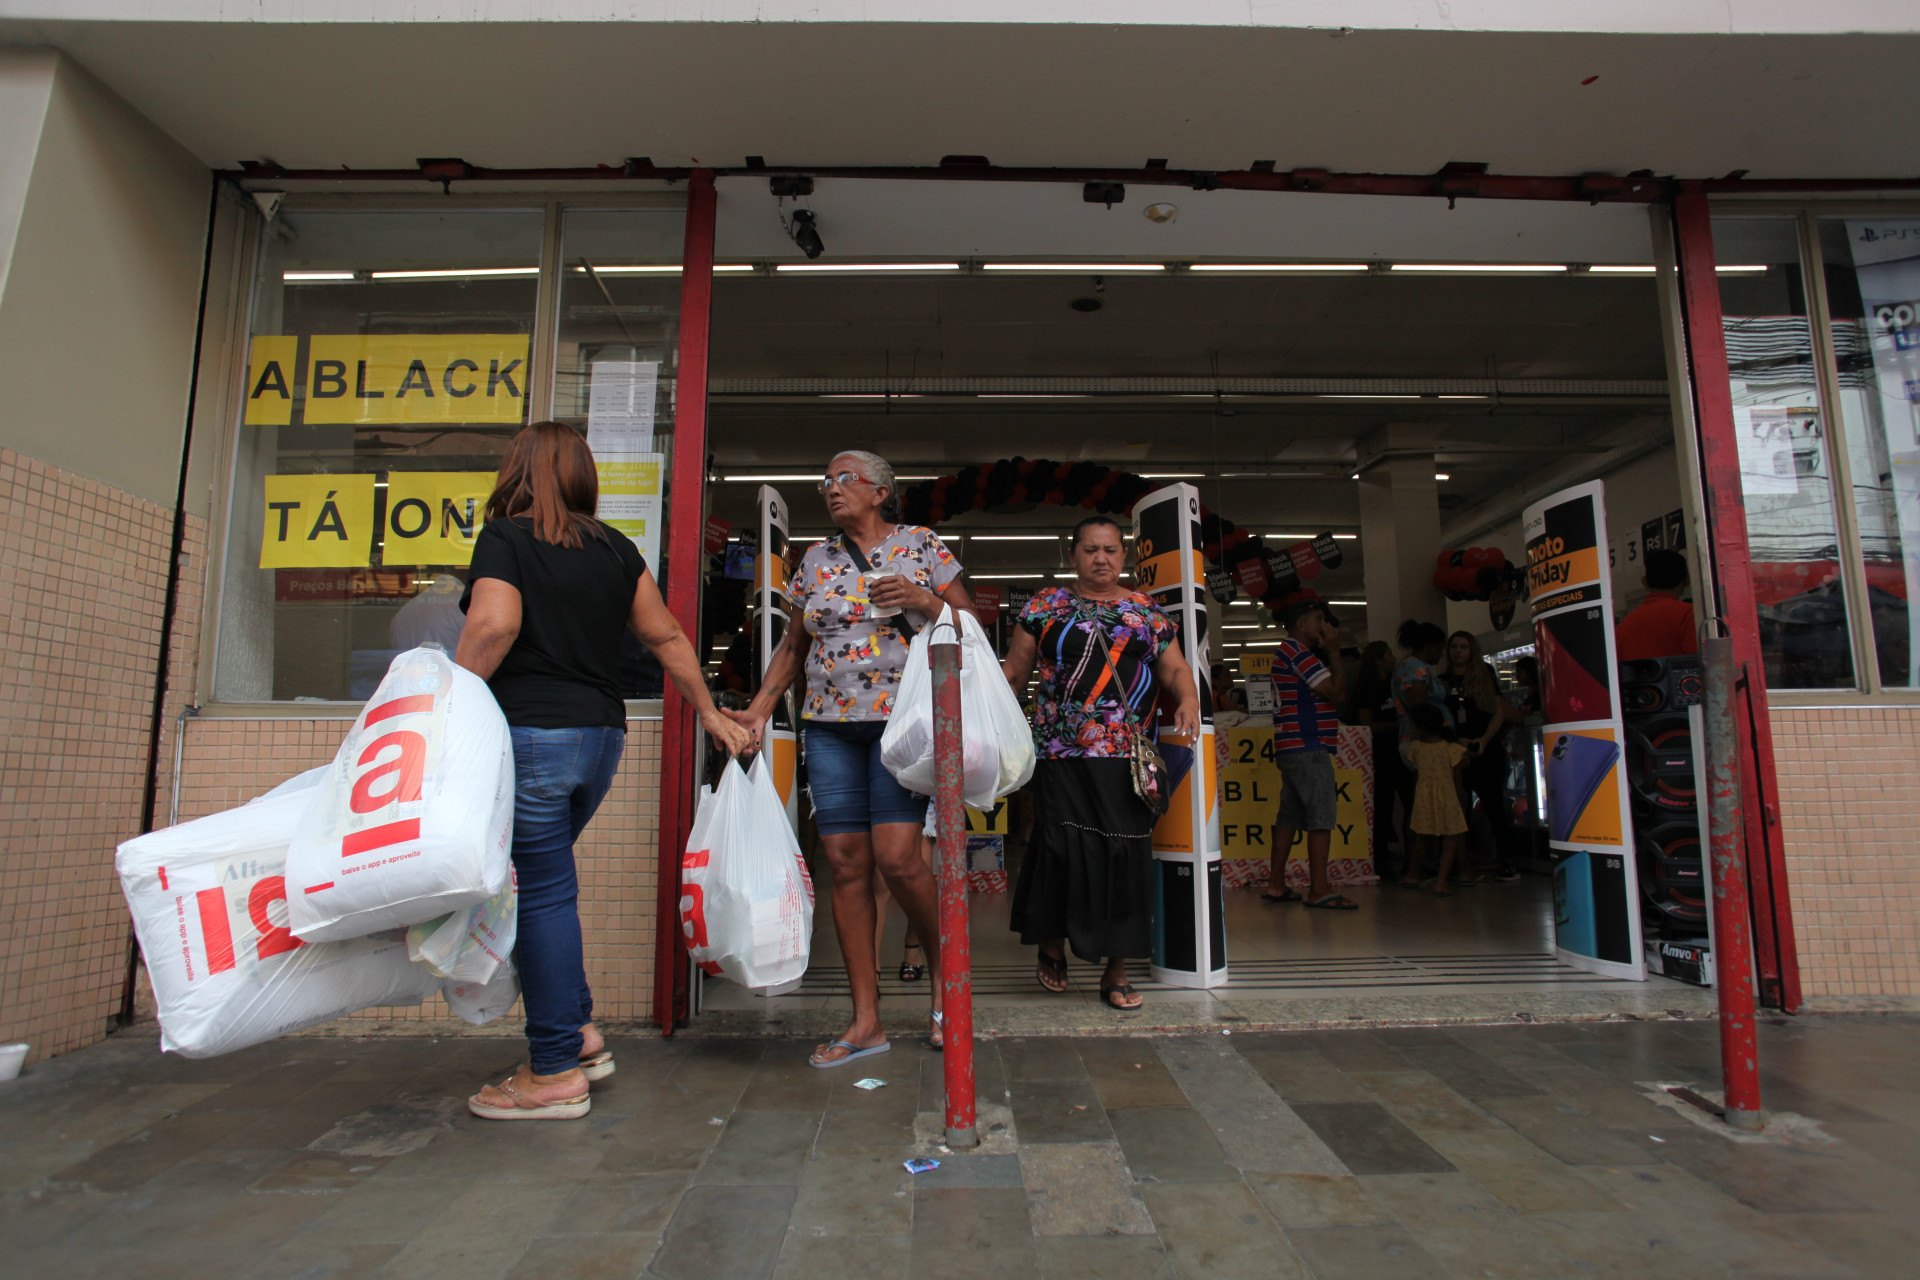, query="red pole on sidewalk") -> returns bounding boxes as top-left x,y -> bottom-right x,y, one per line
930,624 -> 978,1149
1701,636 -> 1763,1129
